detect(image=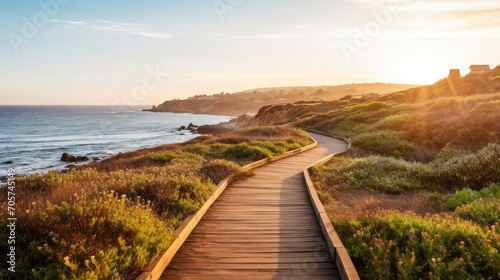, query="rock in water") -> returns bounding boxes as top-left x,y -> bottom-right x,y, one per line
61,153 -> 89,162
187,123 -> 198,133
76,156 -> 89,161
